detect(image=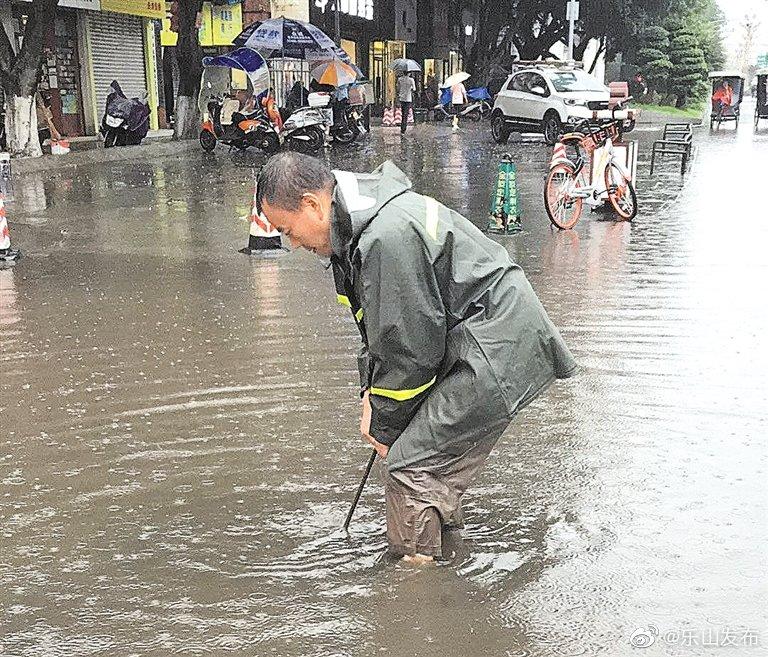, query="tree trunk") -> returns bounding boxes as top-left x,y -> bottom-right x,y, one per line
5,95 -> 42,158
173,0 -> 205,140
174,96 -> 198,142
0,0 -> 60,158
